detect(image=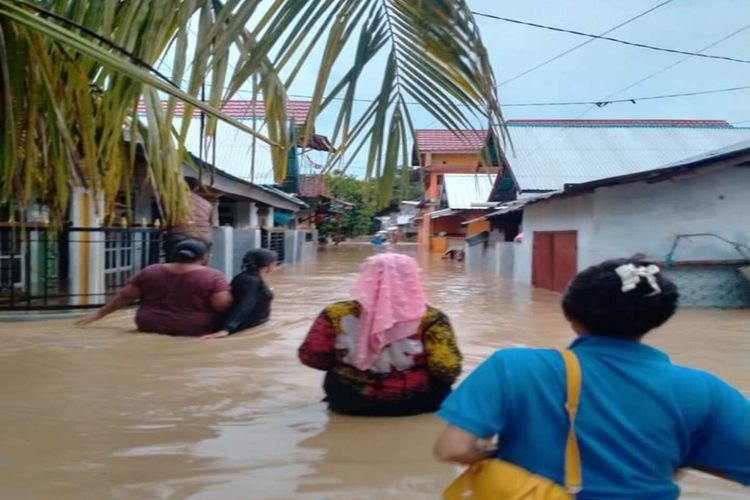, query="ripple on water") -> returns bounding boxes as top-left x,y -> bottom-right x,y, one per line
0,245 -> 747,498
